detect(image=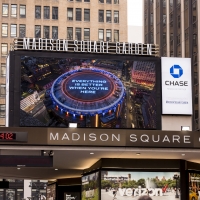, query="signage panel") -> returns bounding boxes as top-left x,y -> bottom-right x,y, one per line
82,172 -> 99,200
101,171 -> 180,200
0,155 -> 53,167
14,38 -> 159,56
19,55 -> 159,129
0,132 -> 27,142
161,57 -> 192,115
